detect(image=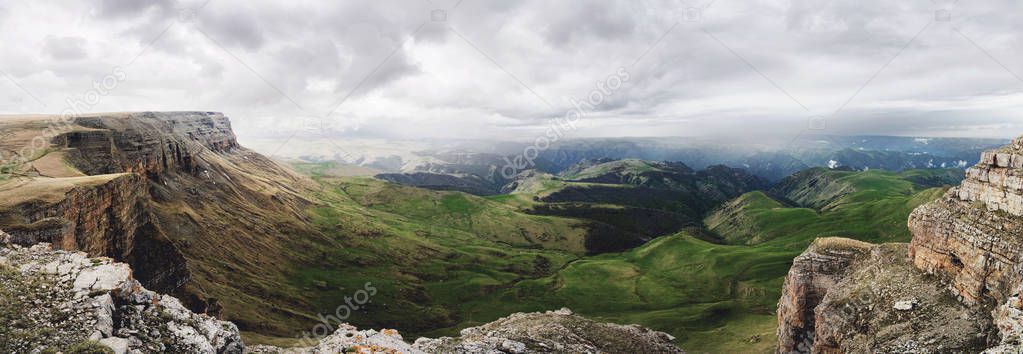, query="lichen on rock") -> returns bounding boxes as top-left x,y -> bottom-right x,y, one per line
0,240 -> 242,353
